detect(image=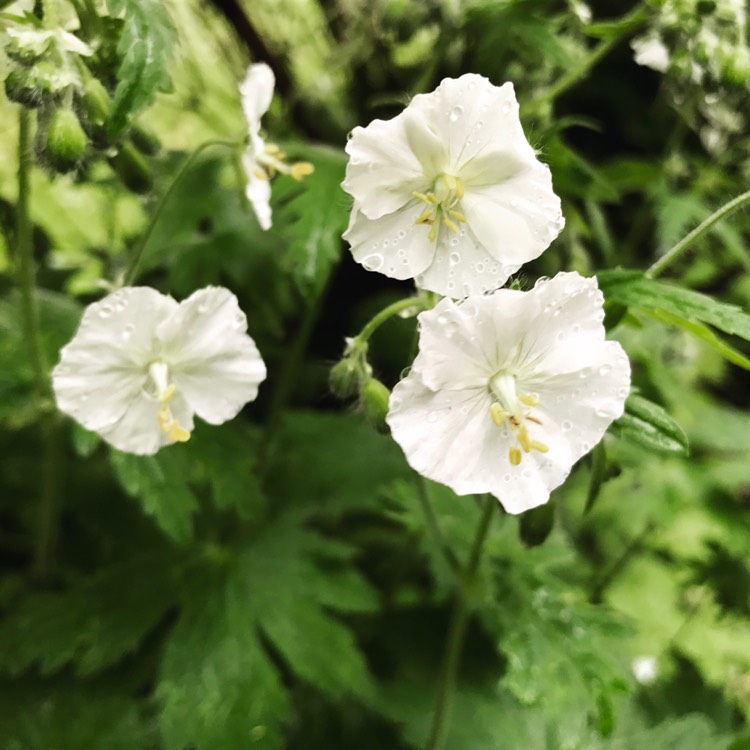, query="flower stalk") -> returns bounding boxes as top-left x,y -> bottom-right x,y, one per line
425,494 -> 496,750
646,189 -> 750,278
